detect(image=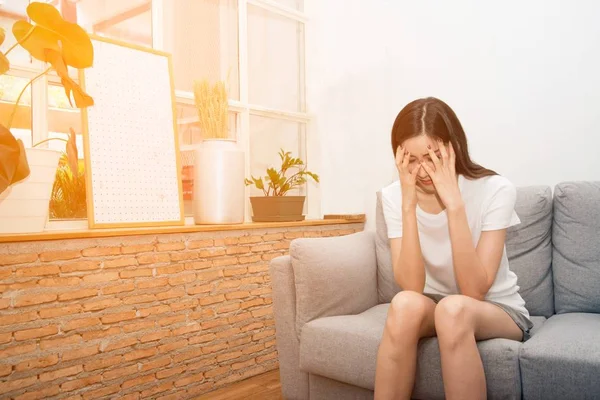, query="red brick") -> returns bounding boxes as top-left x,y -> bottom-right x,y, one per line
263,233 -> 284,241
251,287 -> 272,296
82,384 -> 120,400
248,264 -> 269,273
62,345 -> 99,361
123,294 -> 157,305
158,314 -> 186,327
102,282 -> 135,294
239,255 -> 262,264
187,239 -> 213,249
262,252 -> 283,261
216,327 -> 241,339
241,298 -> 265,309
137,277 -> 168,289
284,231 -> 304,239
156,366 -> 185,379
187,356 -> 217,371
158,339 -> 188,353
253,329 -> 276,341
189,333 -> 216,344
251,244 -> 273,252
40,334 -> 82,350
14,384 -> 59,400
121,244 -> 154,254
63,317 -> 101,331
60,374 -> 102,391
200,294 -> 225,306
40,250 -> 81,262
82,246 -> 121,257
138,305 -> 170,317
101,311 -> 137,324
43,305 -> 80,319
156,242 -> 185,252
118,394 -> 140,400
265,339 -> 277,348
38,277 -> 81,287
273,241 -> 291,250
16,265 -> 59,277
196,269 -> 223,281
15,354 -> 59,371
141,381 -> 173,398
187,284 -> 211,295
122,320 -> 155,334
0,332 -> 11,344
229,335 -> 252,348
172,347 -> 203,363
168,273 -> 196,286
225,290 -> 250,300
205,365 -> 230,378
241,322 -> 264,333
228,312 -> 252,324
137,253 -> 170,265
170,251 -> 198,262
243,343 -> 265,355
156,264 -> 184,275
14,292 -> 57,307
224,267 -> 248,277
239,235 -> 262,244
257,351 -> 278,363
58,288 -> 97,301
59,260 -> 101,273
82,271 -> 120,283
0,376 -> 37,395
241,277 -> 264,285
103,257 -> 137,268
102,337 -> 138,352
82,327 -> 120,341
184,260 -> 212,270
84,355 -> 122,372
251,305 -> 273,318
0,268 -> 10,279
120,268 -> 153,278
157,390 -> 187,400
156,288 -> 185,301
140,329 -> 170,343
141,356 -> 171,372
232,357 -> 256,370
217,302 -> 241,314
171,323 -> 200,336
14,325 -> 58,341
170,299 -> 198,312
0,253 -> 37,265
198,249 -> 226,258
174,372 -> 204,387
186,382 -> 215,397
82,298 -> 121,312
213,257 -> 239,267
202,342 -> 228,354
103,364 -> 138,380
40,364 -> 83,382
217,279 -> 242,289
226,246 -> 250,255
124,348 -> 156,362
214,237 -> 238,246
0,343 -> 36,358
